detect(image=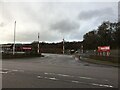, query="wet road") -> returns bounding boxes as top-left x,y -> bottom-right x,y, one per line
2,53 -> 118,88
